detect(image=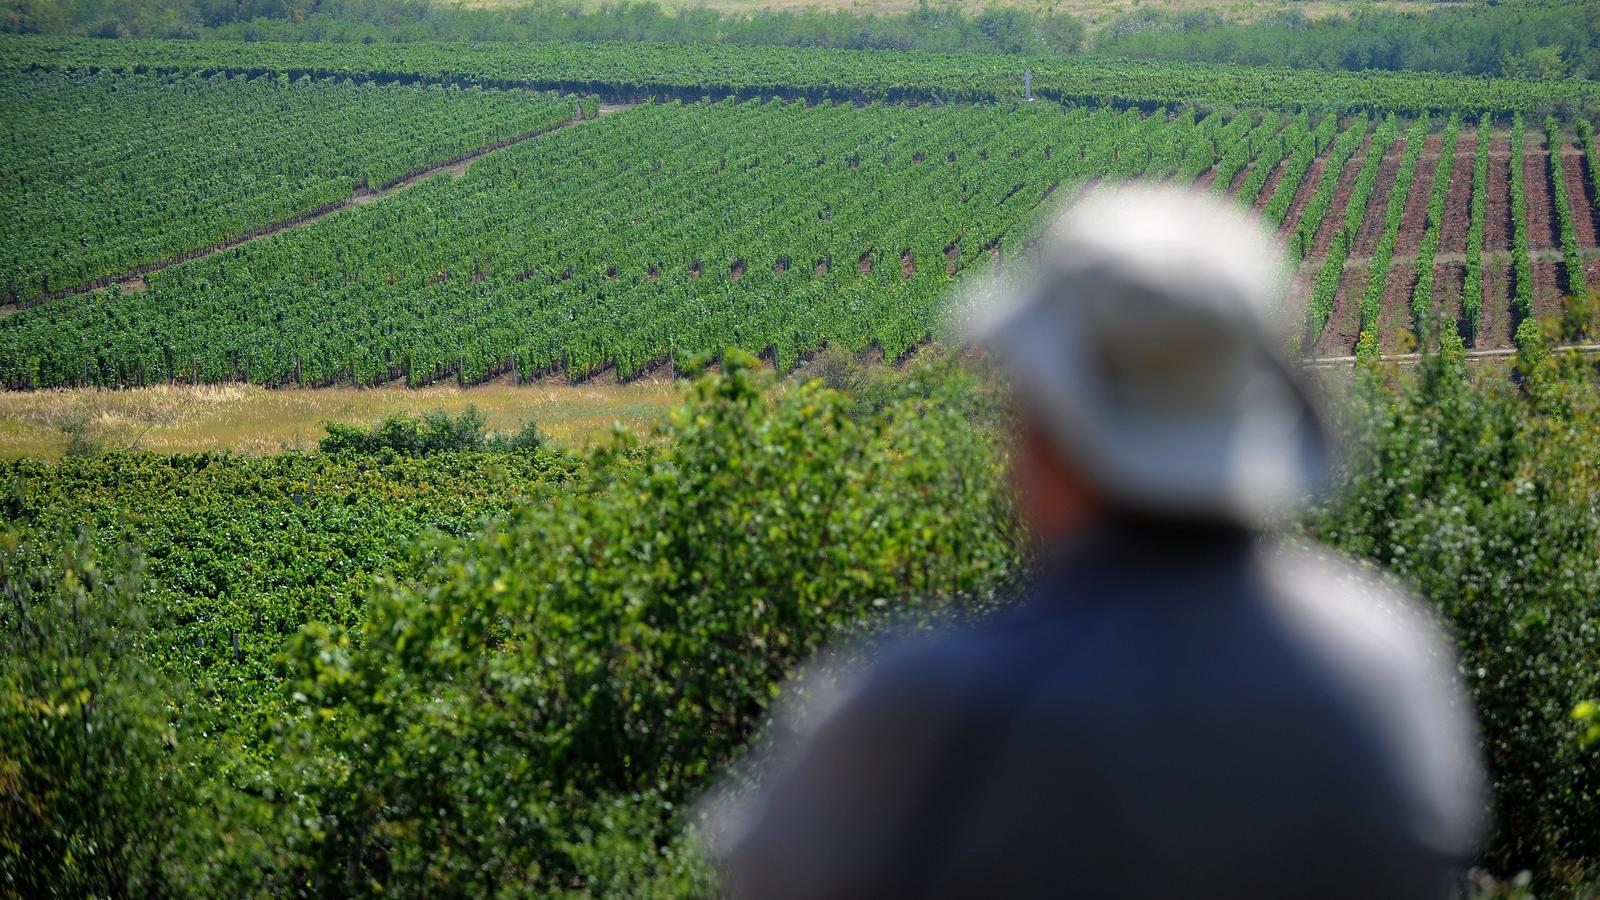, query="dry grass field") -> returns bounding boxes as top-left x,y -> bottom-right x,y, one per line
0,377 -> 683,459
